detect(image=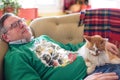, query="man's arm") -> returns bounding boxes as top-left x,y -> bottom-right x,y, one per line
84,72 -> 118,80
106,42 -> 120,57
